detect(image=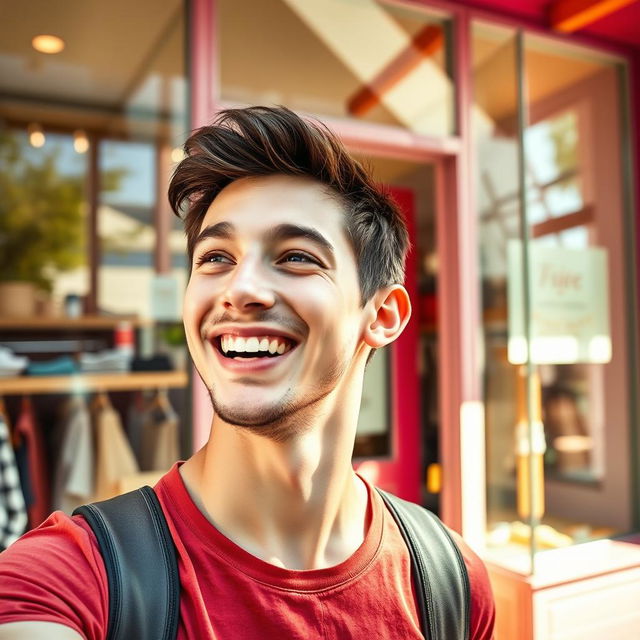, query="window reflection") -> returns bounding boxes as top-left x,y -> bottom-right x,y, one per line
218,0 -> 454,136
474,23 -> 633,567
98,140 -> 155,315
0,129 -> 88,307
